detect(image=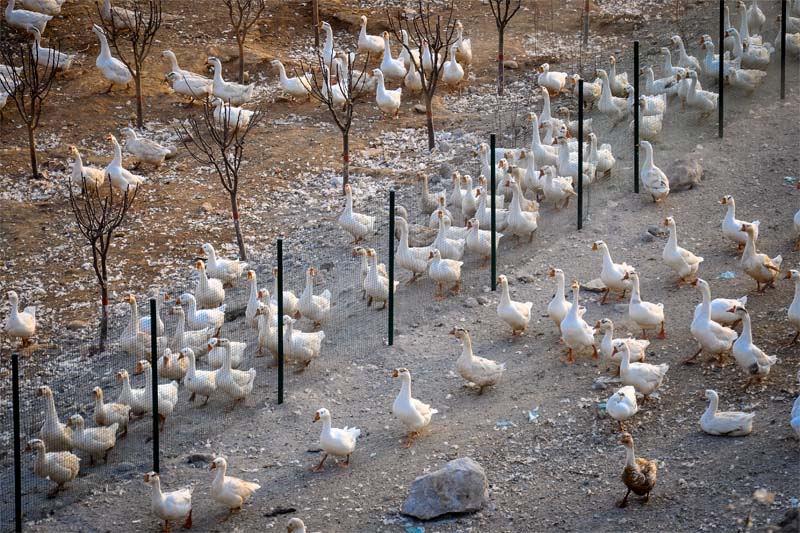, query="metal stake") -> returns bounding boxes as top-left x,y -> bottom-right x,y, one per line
781,0 -> 787,99
277,238 -> 284,405
149,298 -> 159,473
490,133 -> 497,291
388,190 -> 395,346
634,40 -> 640,193
719,0 -> 724,138
577,80 -> 584,230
